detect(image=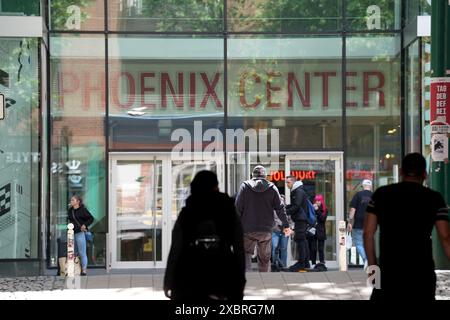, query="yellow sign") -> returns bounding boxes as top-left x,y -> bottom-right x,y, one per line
143,240 -> 153,252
